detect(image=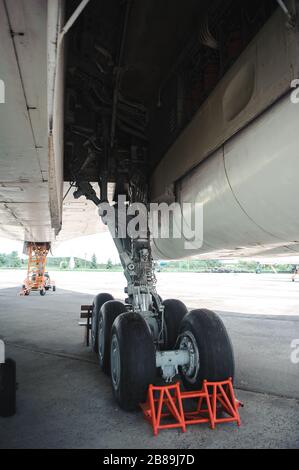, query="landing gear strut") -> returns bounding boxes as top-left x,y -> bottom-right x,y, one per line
76,181 -> 235,410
